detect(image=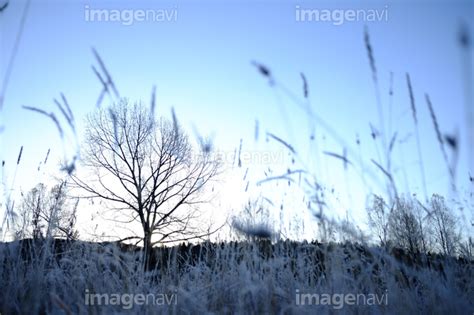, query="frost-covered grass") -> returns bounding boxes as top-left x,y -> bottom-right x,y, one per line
0,239 -> 472,314
1,5 -> 473,313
